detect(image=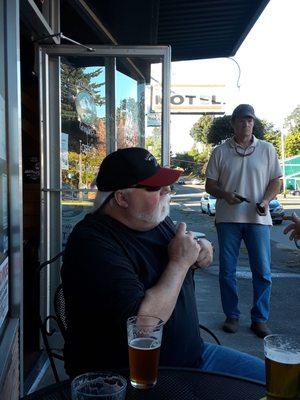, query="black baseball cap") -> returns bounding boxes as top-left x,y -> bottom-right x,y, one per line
231,104 -> 256,120
96,147 -> 182,191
